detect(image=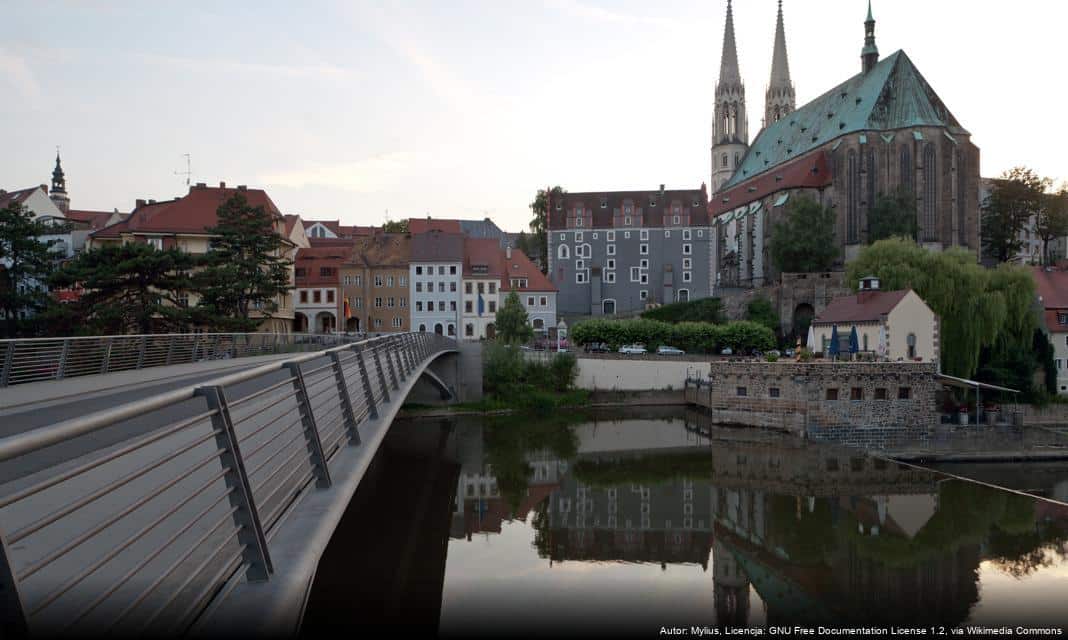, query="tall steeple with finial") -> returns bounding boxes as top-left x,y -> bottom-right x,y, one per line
49,148 -> 70,213
711,0 -> 749,193
764,0 -> 795,129
861,0 -> 879,73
